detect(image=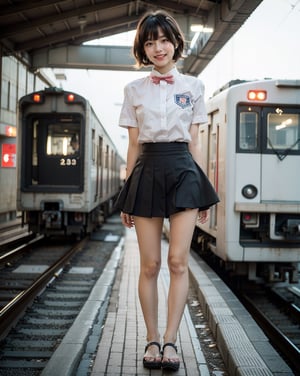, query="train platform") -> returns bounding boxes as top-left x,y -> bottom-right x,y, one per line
41,219 -> 293,376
